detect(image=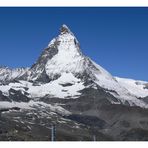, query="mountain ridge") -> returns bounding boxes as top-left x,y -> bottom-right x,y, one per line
0,24 -> 147,107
